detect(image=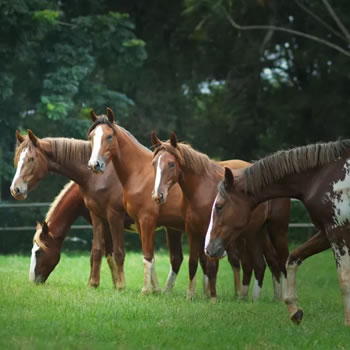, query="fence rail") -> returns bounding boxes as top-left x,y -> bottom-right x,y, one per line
0,201 -> 315,231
